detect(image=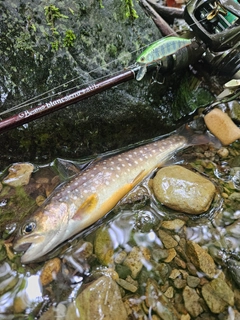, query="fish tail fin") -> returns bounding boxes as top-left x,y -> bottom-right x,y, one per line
176,123 -> 222,148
